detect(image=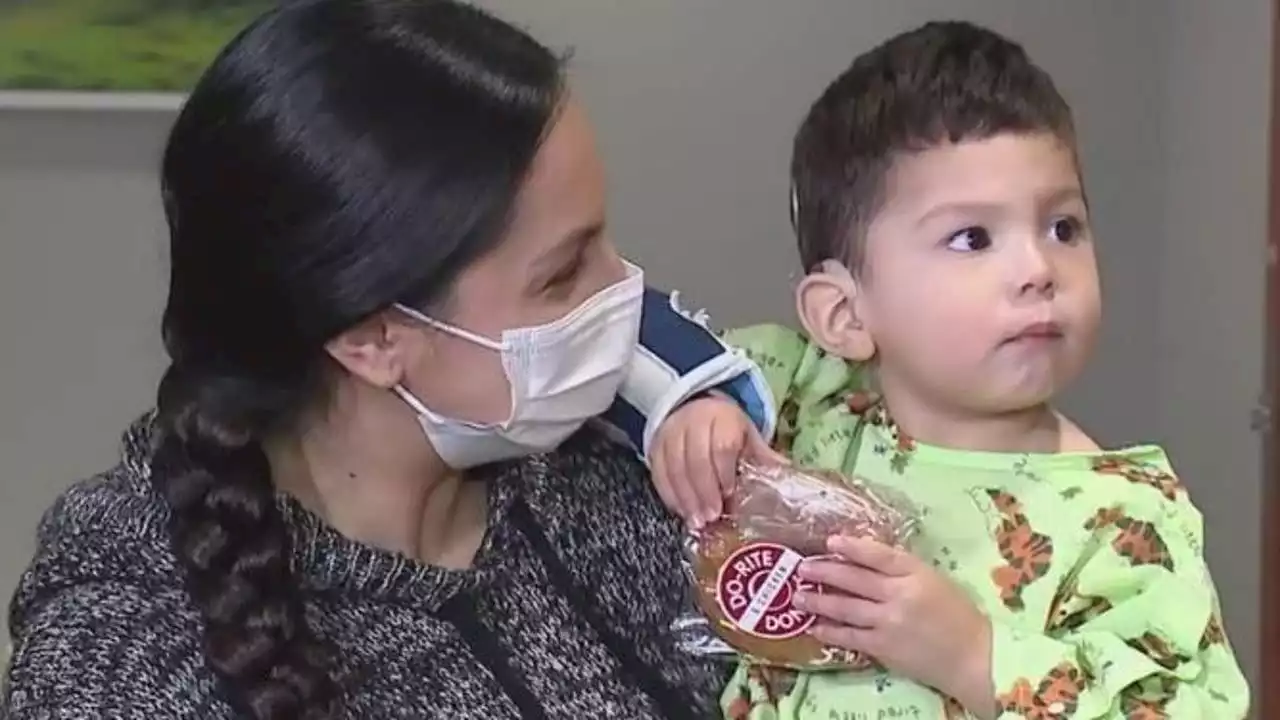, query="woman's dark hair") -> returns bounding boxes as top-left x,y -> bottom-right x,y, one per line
149,1 -> 565,717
